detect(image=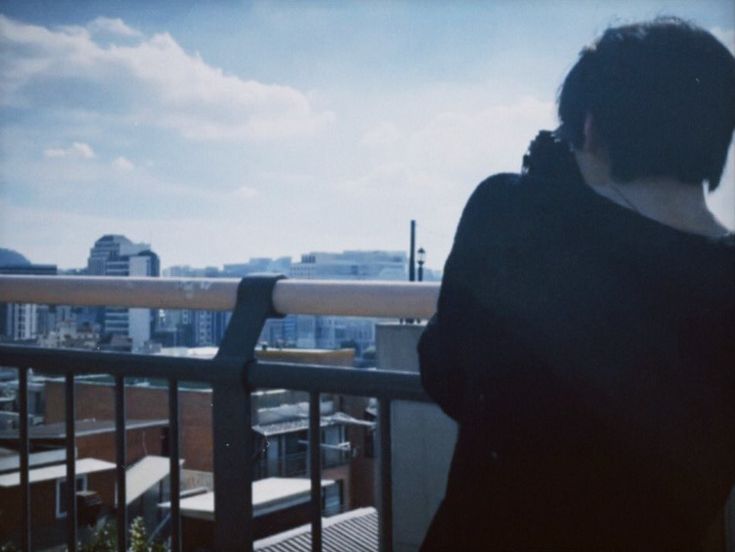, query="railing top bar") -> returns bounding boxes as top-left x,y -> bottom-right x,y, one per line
0,275 -> 439,318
